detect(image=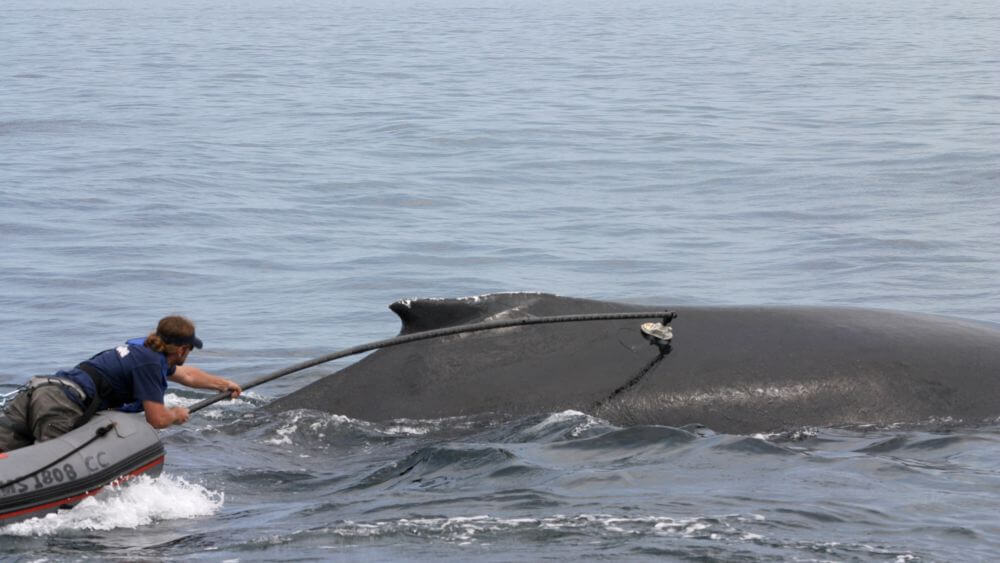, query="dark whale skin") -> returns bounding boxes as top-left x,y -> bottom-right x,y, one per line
265,293 -> 1000,433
